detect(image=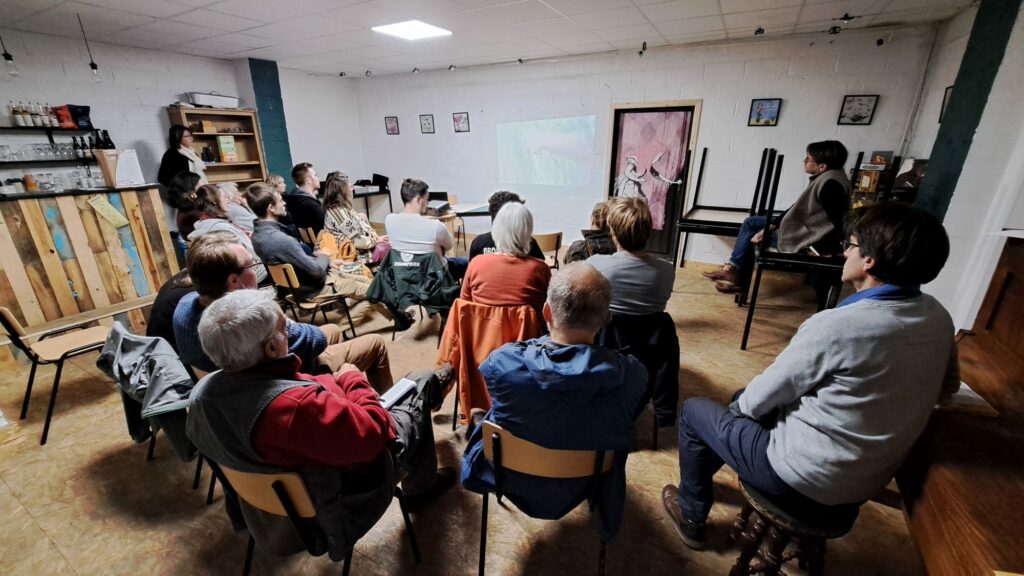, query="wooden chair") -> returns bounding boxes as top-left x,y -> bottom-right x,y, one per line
210,461 -> 421,576
478,421 -> 616,575
267,263 -> 357,339
728,481 -> 860,576
533,232 -> 563,269
297,226 -> 319,249
739,153 -> 845,350
448,194 -> 467,251
1,307 -> 109,445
